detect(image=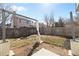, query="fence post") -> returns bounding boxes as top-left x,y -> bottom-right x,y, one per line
70,11 -> 75,41
2,9 -> 6,43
